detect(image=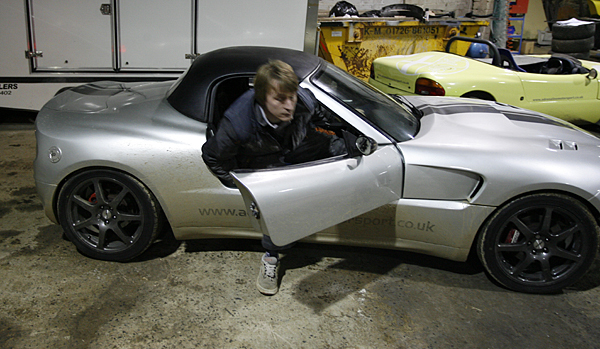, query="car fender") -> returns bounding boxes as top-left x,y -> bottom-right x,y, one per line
430,68 -> 524,105
34,105 -> 252,232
